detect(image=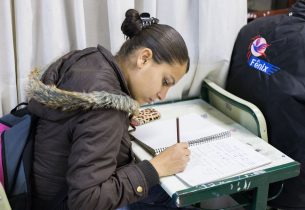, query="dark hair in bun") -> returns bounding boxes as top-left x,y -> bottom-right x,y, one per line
121,9 -> 142,39
118,9 -> 189,71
